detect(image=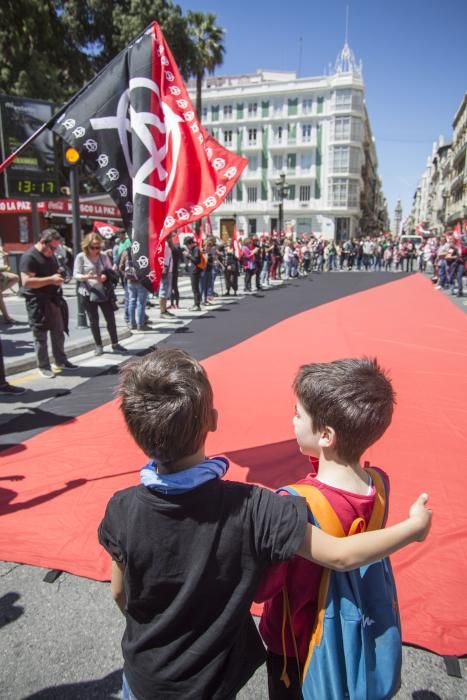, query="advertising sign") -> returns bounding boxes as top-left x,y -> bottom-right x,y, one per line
0,96 -> 58,197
